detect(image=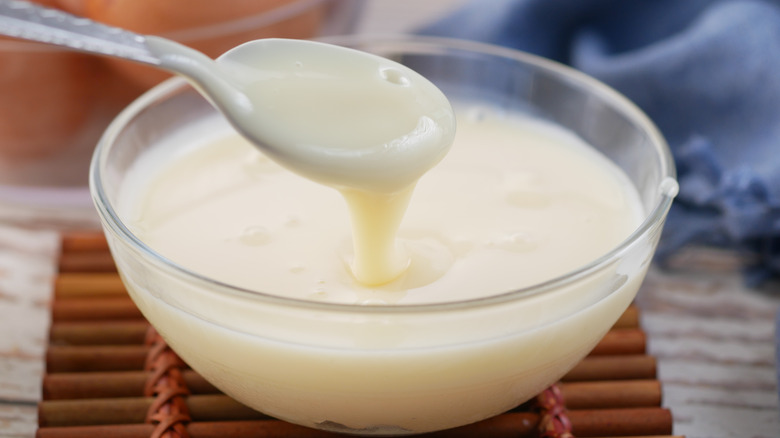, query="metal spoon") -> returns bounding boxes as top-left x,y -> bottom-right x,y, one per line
0,0 -> 455,192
